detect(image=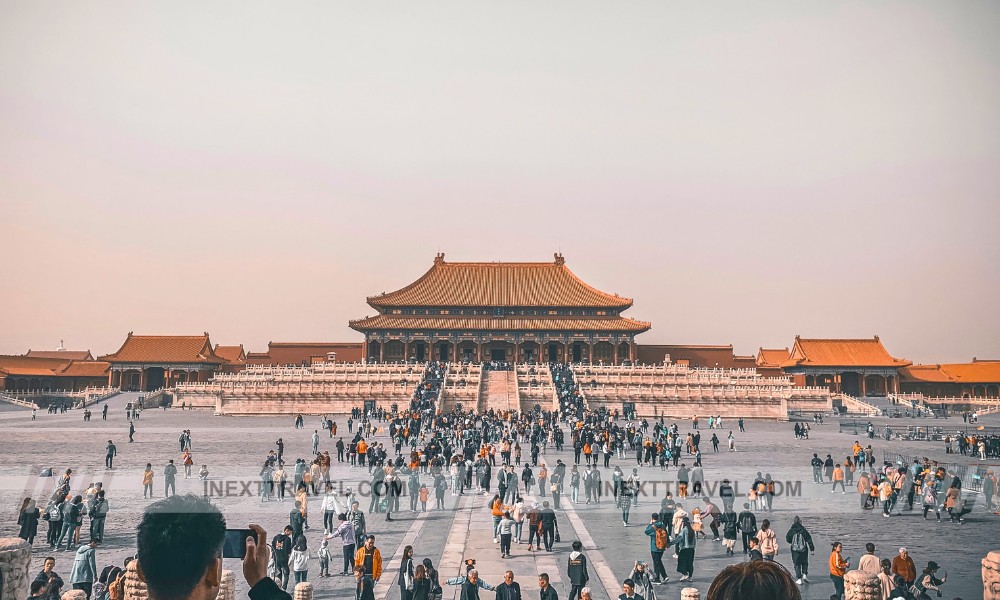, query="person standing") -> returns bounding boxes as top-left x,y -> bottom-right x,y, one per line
643,513 -> 670,584
671,516 -> 696,582
18,498 -> 40,545
736,503 -> 757,555
566,541 -> 590,600
720,506 -> 738,557
494,571 -> 522,600
163,460 -> 177,497
398,545 -> 415,600
128,422 -> 135,443
829,542 -> 849,599
539,501 -> 557,552
538,573 -> 557,600
270,526 -> 293,591
104,441 -> 117,469
354,535 -> 383,583
290,535 -> 310,583
891,548 -> 916,590
34,556 -> 65,600
857,543 -> 881,575
88,492 -> 108,543
137,464 -> 152,500
332,513 -> 356,575
755,519 -> 778,561
784,516 -> 815,585
69,540 -> 98,599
